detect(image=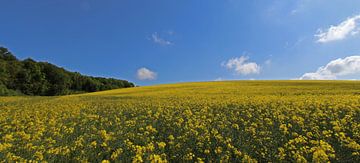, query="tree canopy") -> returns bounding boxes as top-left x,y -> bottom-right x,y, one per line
0,47 -> 134,96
